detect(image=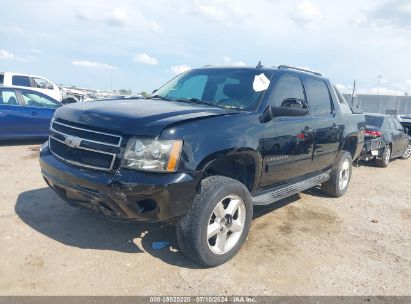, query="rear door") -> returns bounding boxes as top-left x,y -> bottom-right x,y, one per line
0,88 -> 27,139
303,77 -> 340,172
259,73 -> 315,187
17,89 -> 60,136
